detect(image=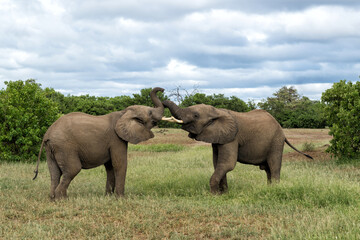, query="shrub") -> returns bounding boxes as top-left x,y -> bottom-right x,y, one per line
0,80 -> 59,162
302,142 -> 315,152
258,86 -> 326,128
321,80 -> 360,158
